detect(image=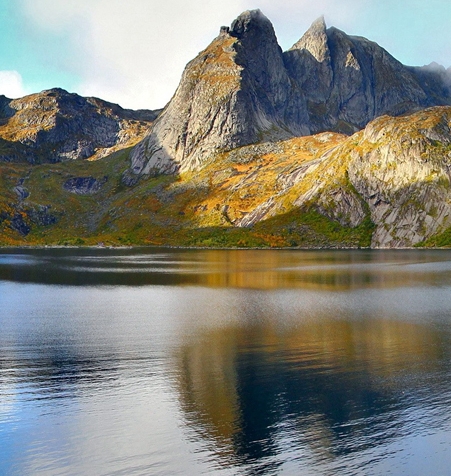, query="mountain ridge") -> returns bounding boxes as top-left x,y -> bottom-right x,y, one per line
129,9 -> 451,178
2,9 -> 451,248
0,88 -> 160,163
